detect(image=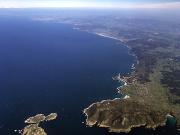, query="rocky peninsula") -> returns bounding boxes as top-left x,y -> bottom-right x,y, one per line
81,18 -> 180,133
